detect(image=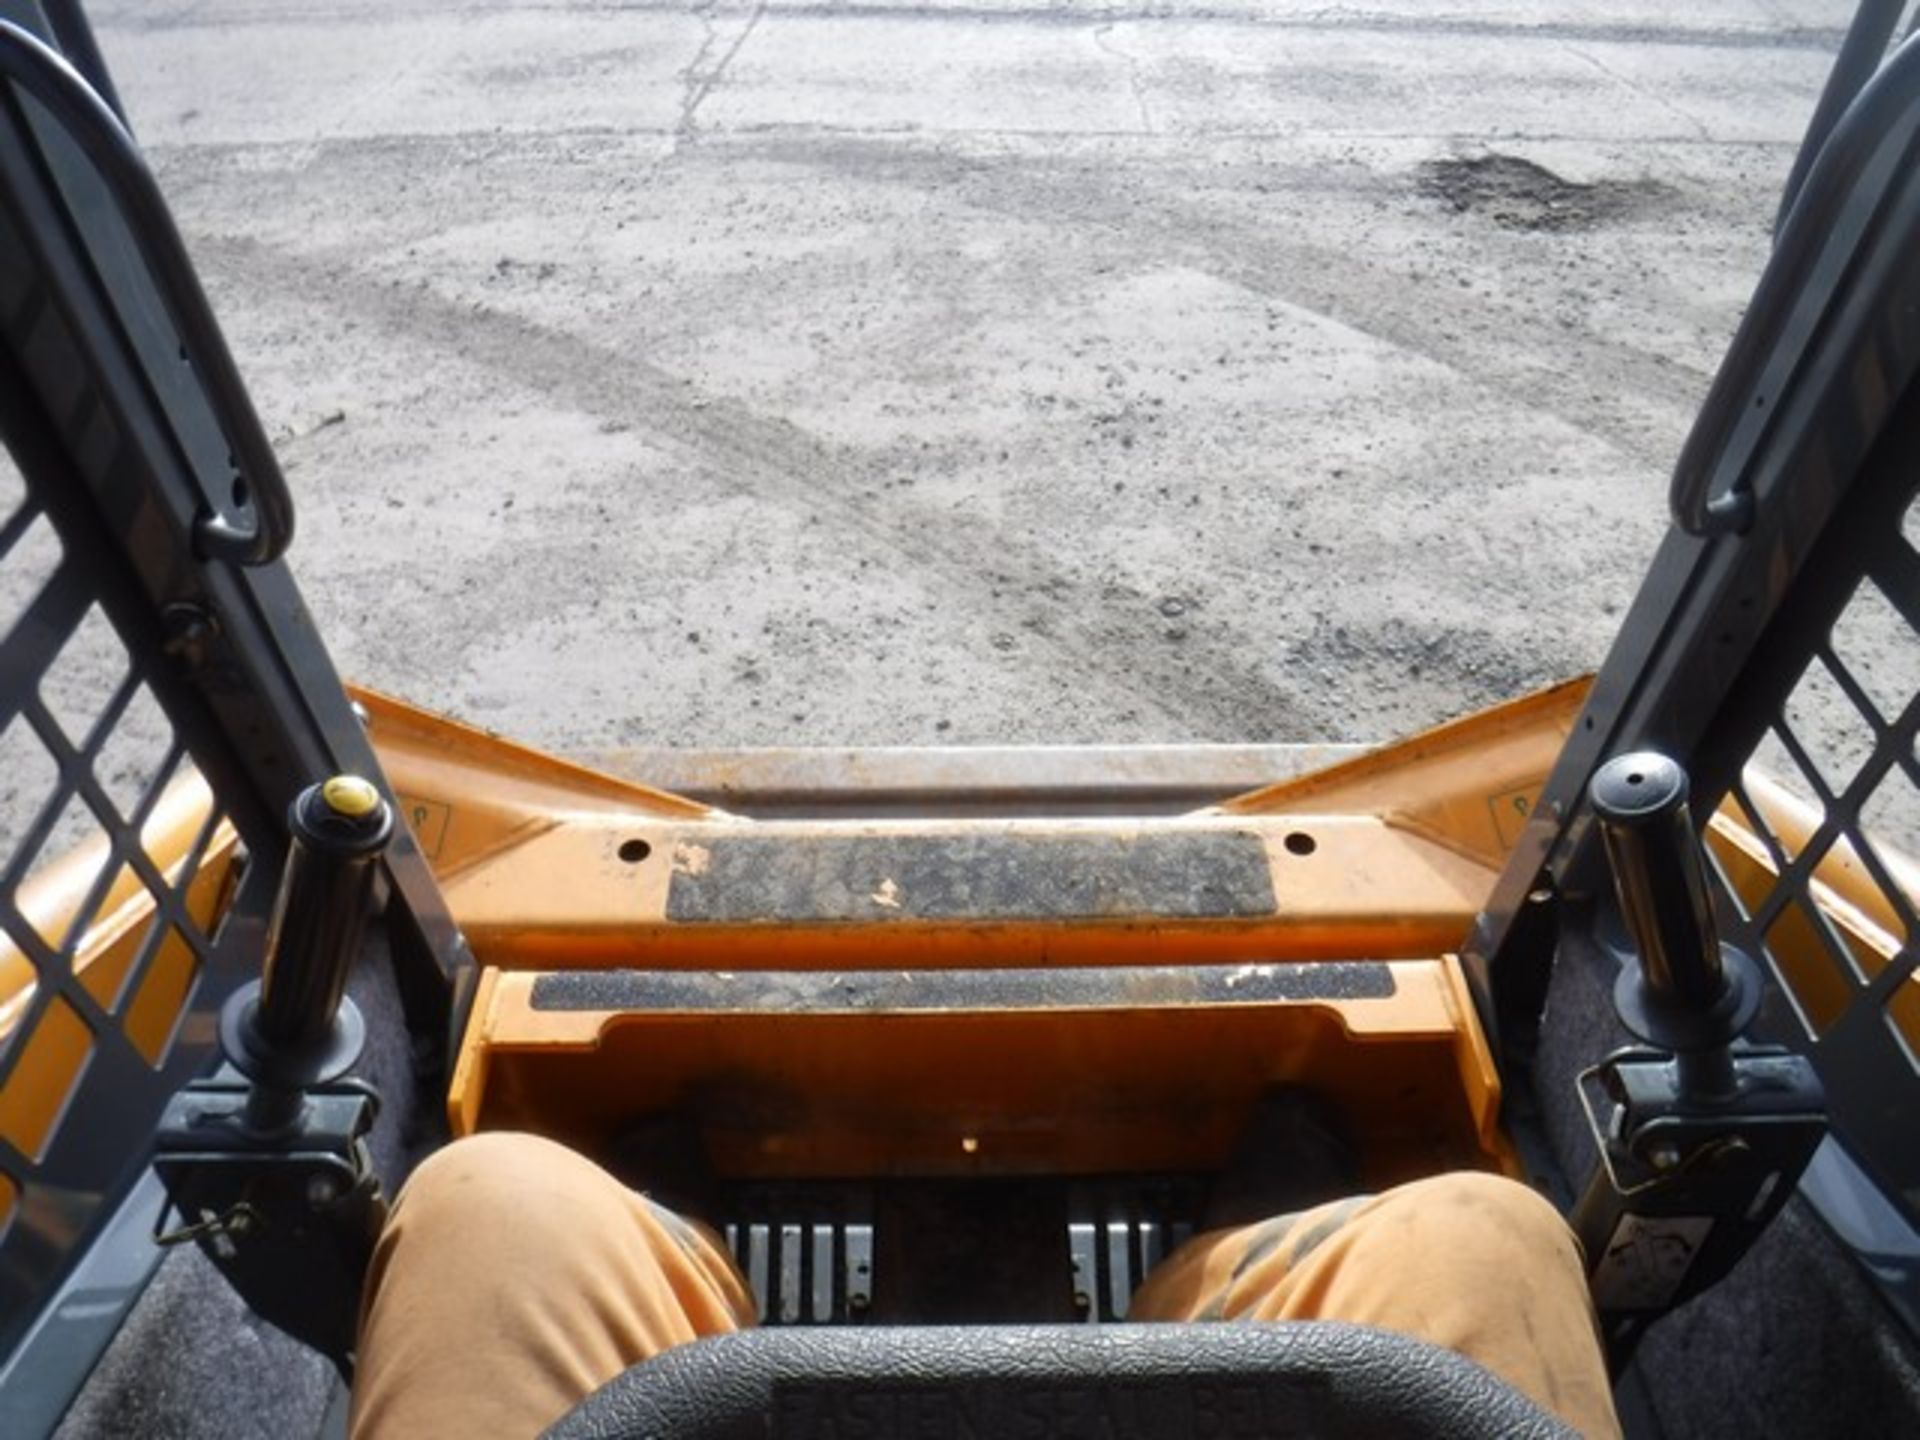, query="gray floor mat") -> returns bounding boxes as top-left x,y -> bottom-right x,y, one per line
1533,920 -> 1920,1437
53,934 -> 426,1439
53,1247 -> 337,1440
